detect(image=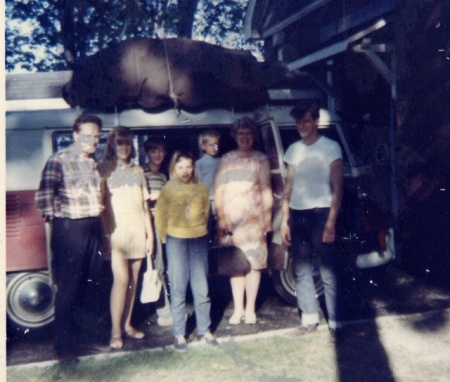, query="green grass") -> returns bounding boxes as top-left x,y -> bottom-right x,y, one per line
8,312 -> 450,382
7,336 -> 337,382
